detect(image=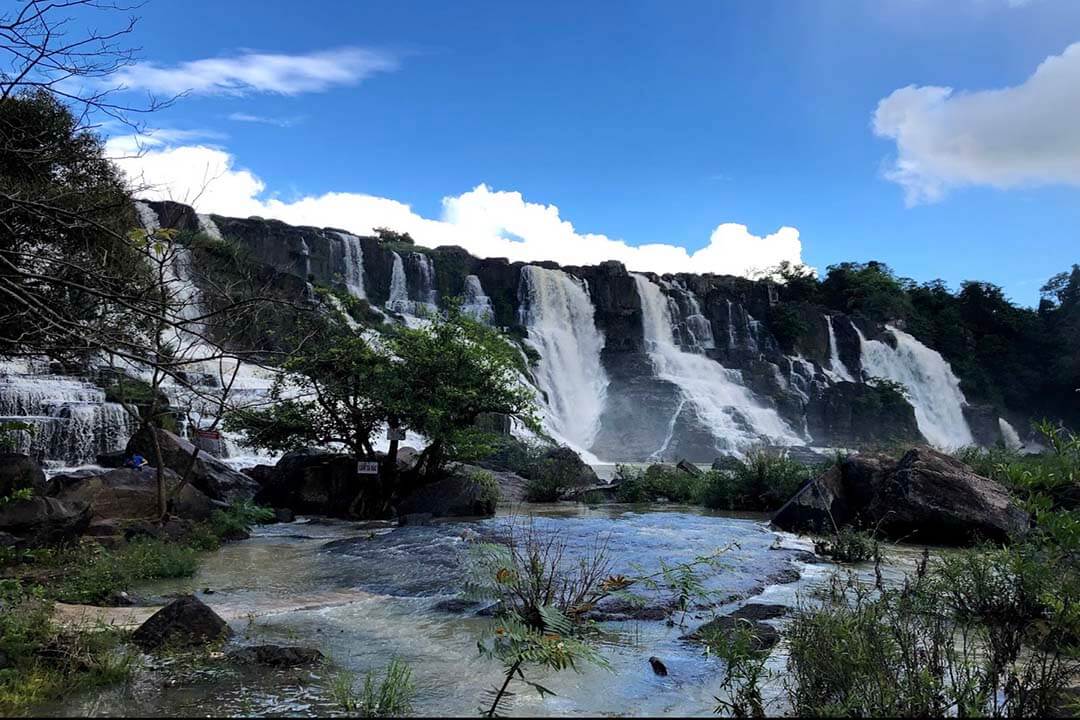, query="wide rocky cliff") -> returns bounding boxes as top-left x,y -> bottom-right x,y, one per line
0,199 -> 1034,469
